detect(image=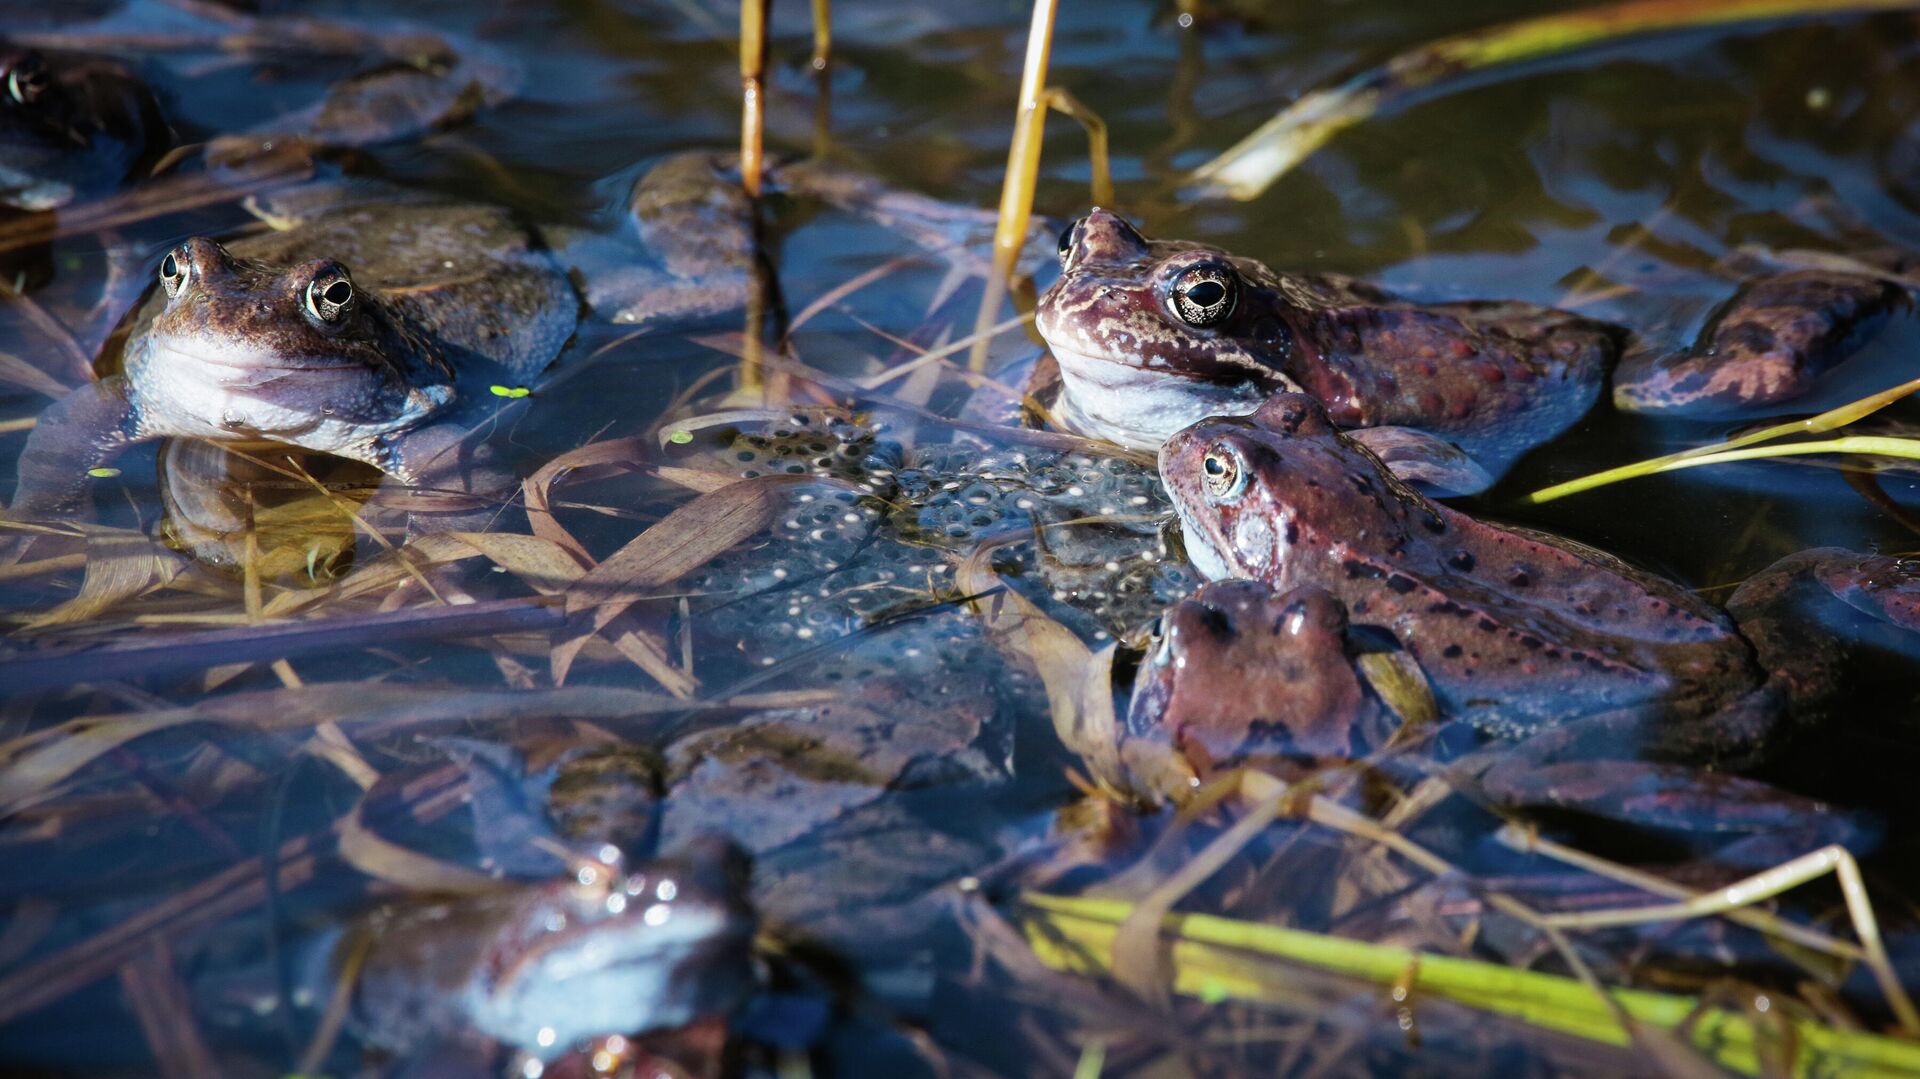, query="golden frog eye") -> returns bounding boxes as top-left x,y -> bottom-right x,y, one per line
158,246 -> 190,299
1168,263 -> 1238,329
305,270 -> 356,325
1201,442 -> 1245,500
